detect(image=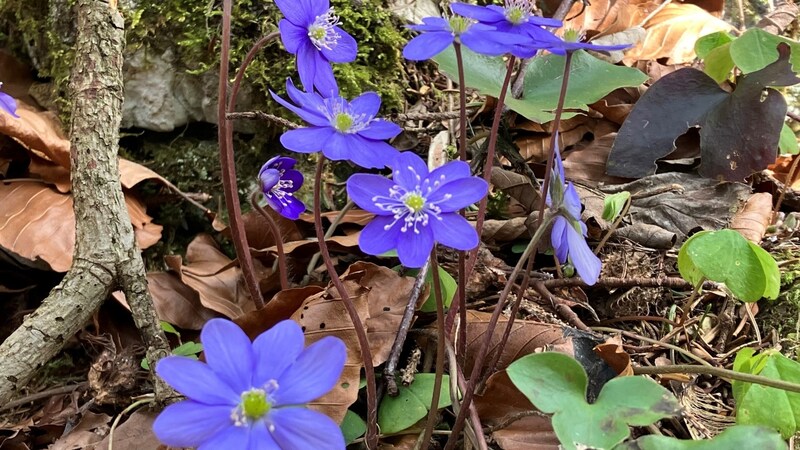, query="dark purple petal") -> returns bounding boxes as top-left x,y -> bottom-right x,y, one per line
252,320 -> 305,387
259,168 -> 281,193
153,401 -> 234,448
403,32 -> 454,60
347,174 -> 397,214
277,195 -> 306,220
156,357 -> 240,405
428,177 -> 488,212
196,423 -> 253,450
407,17 -> 450,32
266,155 -> 297,170
0,91 -> 19,118
280,127 -> 335,153
274,0 -> 310,26
273,336 -> 346,405
451,3 -> 505,23
396,223 -> 434,268
565,221 -> 601,285
427,159 -> 471,183
391,152 -> 429,189
201,319 -> 255,394
346,136 -> 398,169
551,216 -> 569,263
271,90 -> 329,127
428,214 -> 479,251
349,91 -> 381,119
281,168 -> 304,193
279,20 -> 308,54
359,119 -> 402,140
359,216 -> 403,255
528,16 -> 563,27
321,27 -> 358,63
269,408 -> 346,450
